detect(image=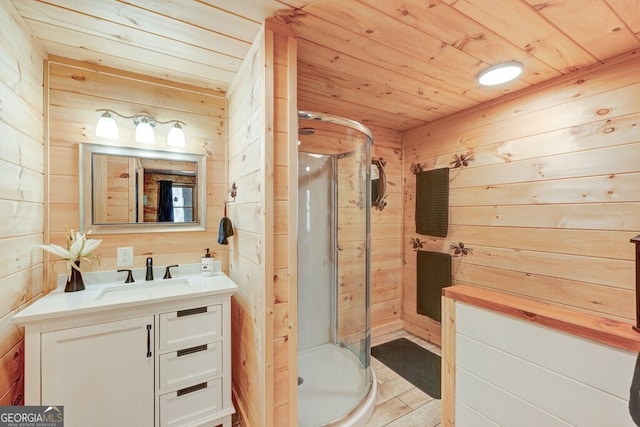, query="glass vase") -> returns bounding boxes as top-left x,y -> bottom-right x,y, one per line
65,260 -> 85,292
